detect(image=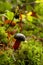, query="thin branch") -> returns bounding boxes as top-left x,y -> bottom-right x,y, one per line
22,1 -> 43,5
